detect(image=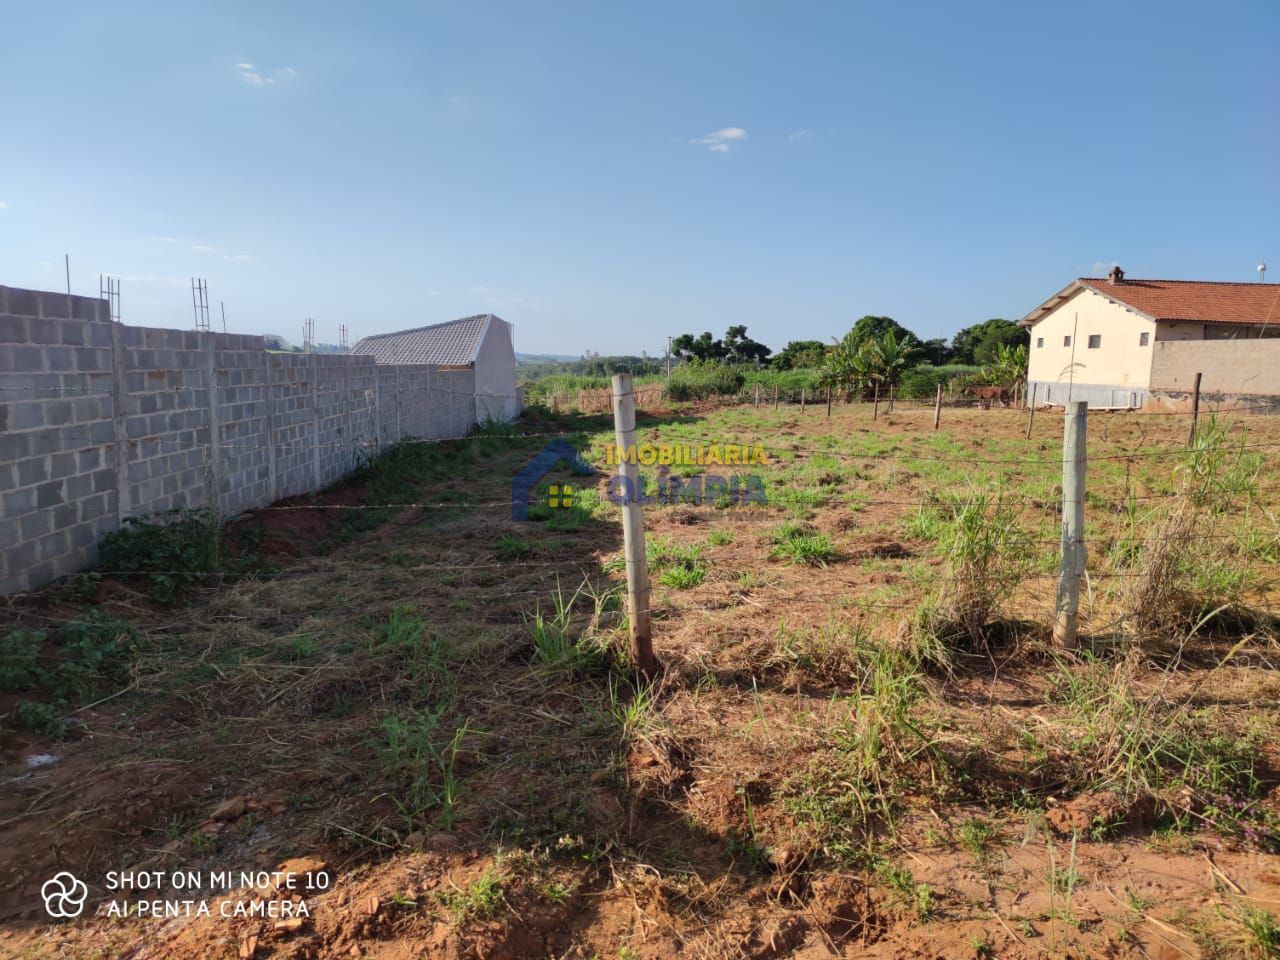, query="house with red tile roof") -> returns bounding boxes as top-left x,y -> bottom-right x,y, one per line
1020,267 -> 1280,408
